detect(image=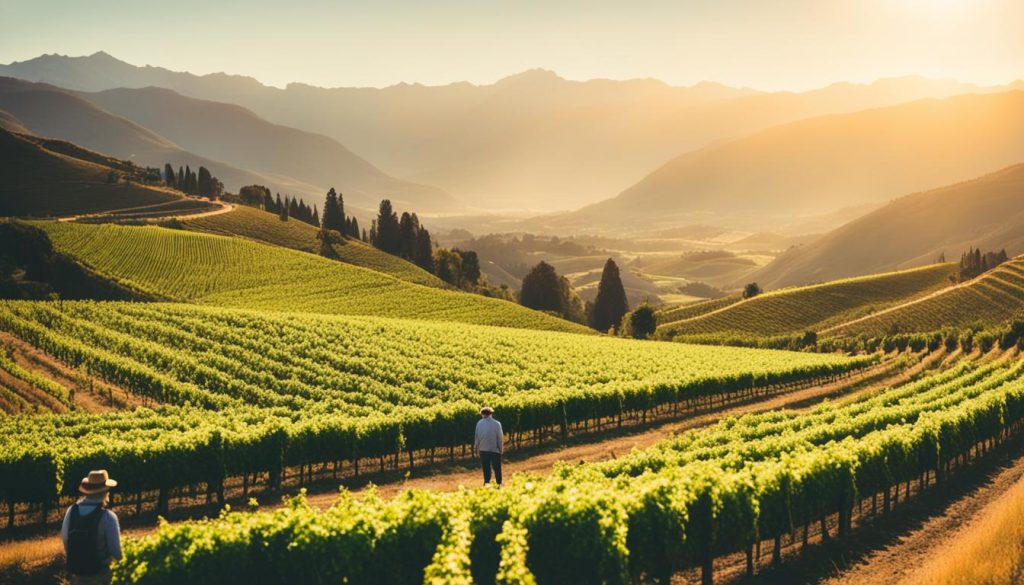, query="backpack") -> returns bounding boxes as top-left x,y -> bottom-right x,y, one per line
66,504 -> 105,576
